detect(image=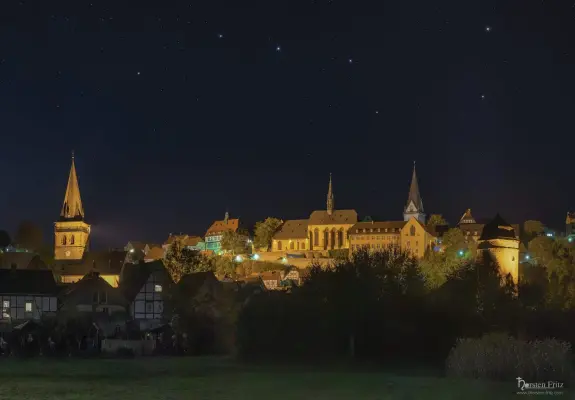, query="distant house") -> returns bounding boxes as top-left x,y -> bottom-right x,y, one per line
281,267 -> 310,286
205,212 -> 245,254
119,261 -> 173,331
260,271 -> 282,290
124,242 -> 158,263
272,220 -> 308,252
144,246 -> 165,263
59,271 -> 128,337
54,250 -> 128,288
0,269 -> 59,328
163,234 -> 205,253
0,252 -> 48,270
